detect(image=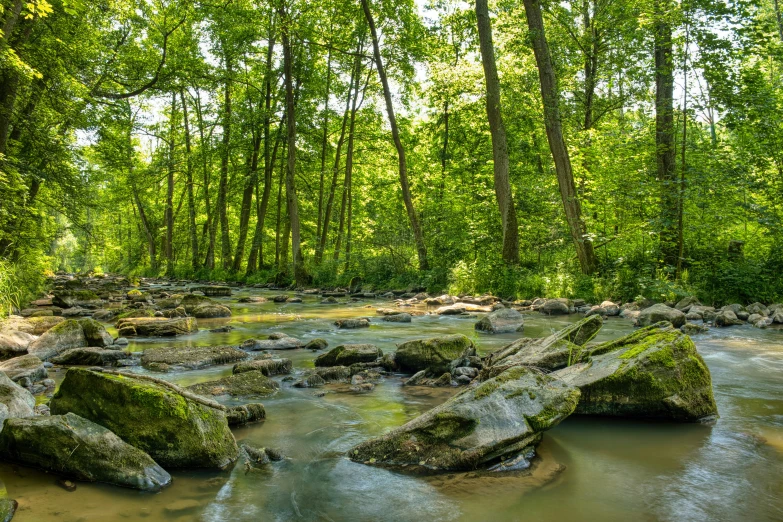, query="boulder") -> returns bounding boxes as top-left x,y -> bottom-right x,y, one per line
681,323 -> 708,335
78,318 -> 114,347
0,499 -> 15,521
241,336 -> 303,350
0,355 -> 47,384
674,296 -> 701,311
714,310 -> 744,327
226,404 -> 266,426
635,303 -> 686,328
190,286 -> 232,297
395,334 -> 475,374
349,366 -> 580,472
599,301 -> 620,316
334,318 -> 370,329
474,308 -> 524,334
186,371 -> 279,398
0,371 -> 35,423
116,317 -> 198,336
483,315 -> 603,376
28,319 -> 86,361
304,338 -> 328,350
435,303 -> 492,315
180,294 -> 212,313
49,369 -> 238,469
293,366 -> 352,387
381,313 -> 412,323
315,344 -> 382,367
0,413 -> 171,491
232,358 -> 292,376
24,316 -> 65,335
52,348 -> 132,366
52,290 -> 102,309
746,303 -> 769,316
141,345 -> 248,372
539,298 -> 571,315
192,303 -> 232,318
0,331 -> 34,360
551,324 -> 718,421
